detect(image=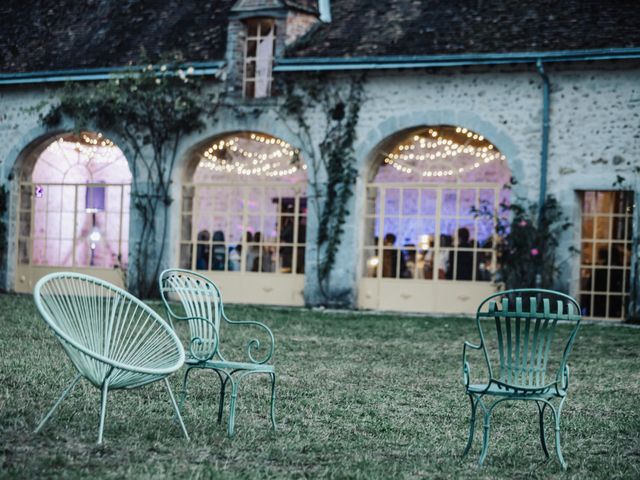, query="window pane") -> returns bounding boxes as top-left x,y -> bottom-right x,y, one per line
245,60 -> 256,79
180,244 -> 193,269
246,40 -> 257,57
244,81 -> 255,98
